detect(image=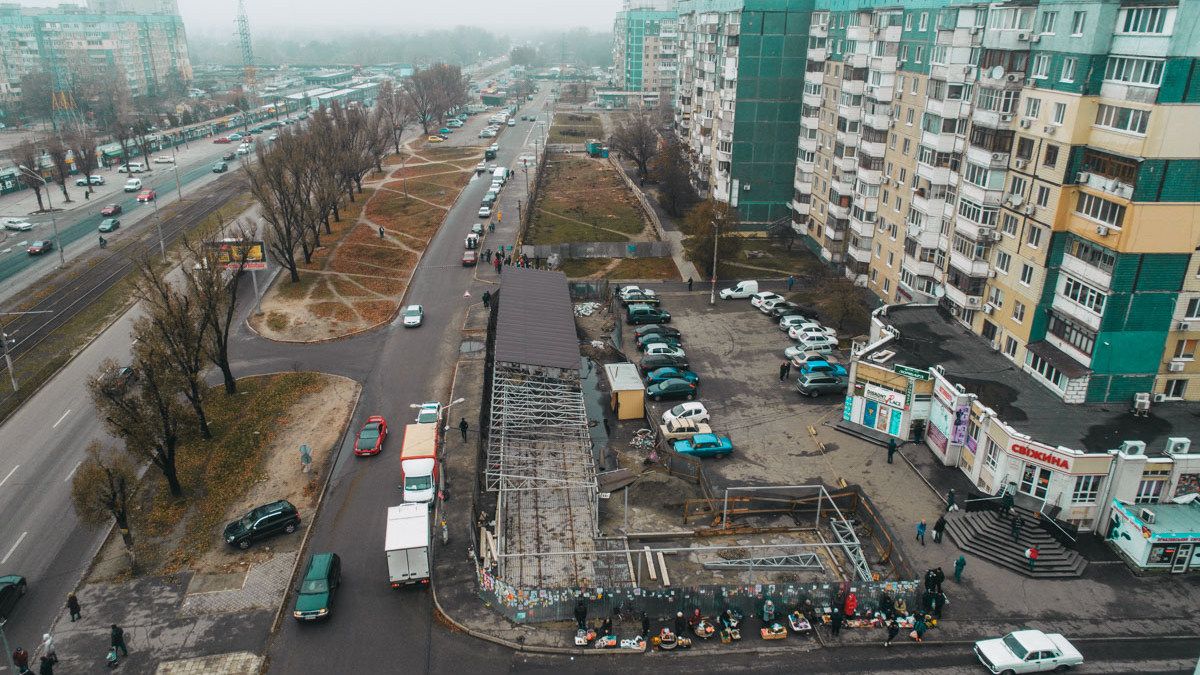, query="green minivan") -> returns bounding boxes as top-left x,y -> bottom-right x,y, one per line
292,552 -> 341,621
